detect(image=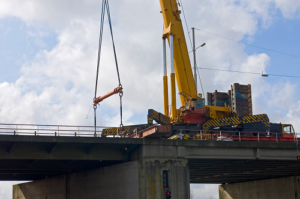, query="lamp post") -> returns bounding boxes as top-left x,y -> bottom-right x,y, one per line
192,27 -> 205,93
